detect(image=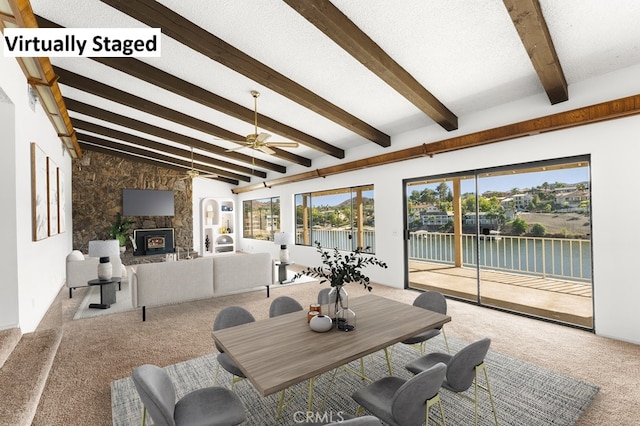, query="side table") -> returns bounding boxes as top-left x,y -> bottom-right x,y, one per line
87,277 -> 120,309
267,261 -> 294,298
